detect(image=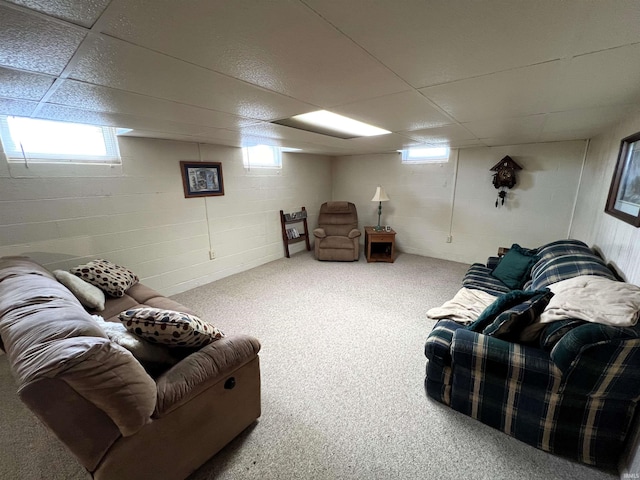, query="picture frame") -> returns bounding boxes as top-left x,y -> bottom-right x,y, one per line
605,131 -> 640,227
180,161 -> 224,198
